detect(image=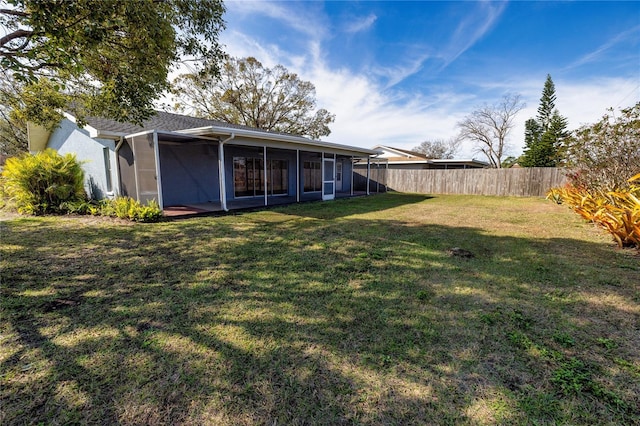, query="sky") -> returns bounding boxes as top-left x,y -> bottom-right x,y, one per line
216,0 -> 640,158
